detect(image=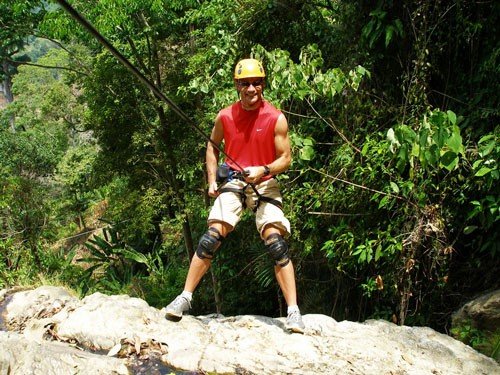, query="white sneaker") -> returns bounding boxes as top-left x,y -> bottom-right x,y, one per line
285,310 -> 305,333
165,295 -> 191,319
